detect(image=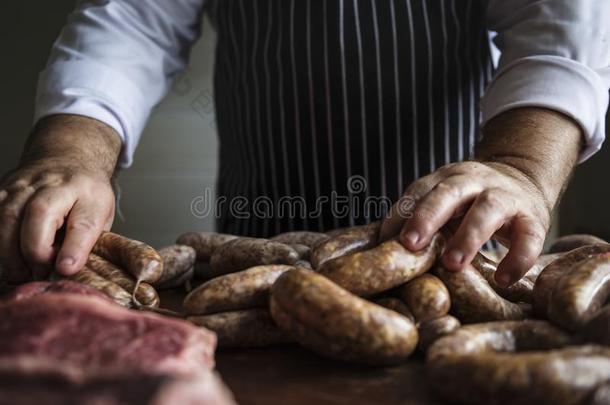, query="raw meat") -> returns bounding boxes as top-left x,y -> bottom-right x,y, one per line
0,281 -> 234,404
0,292 -> 216,376
6,280 -> 113,303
